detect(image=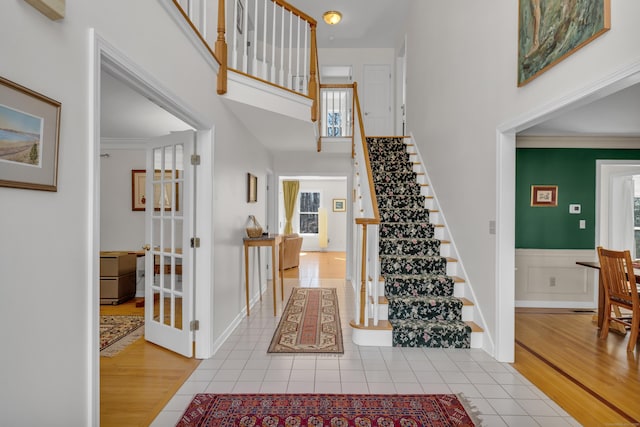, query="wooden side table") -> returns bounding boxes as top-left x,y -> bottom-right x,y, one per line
243,234 -> 284,316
